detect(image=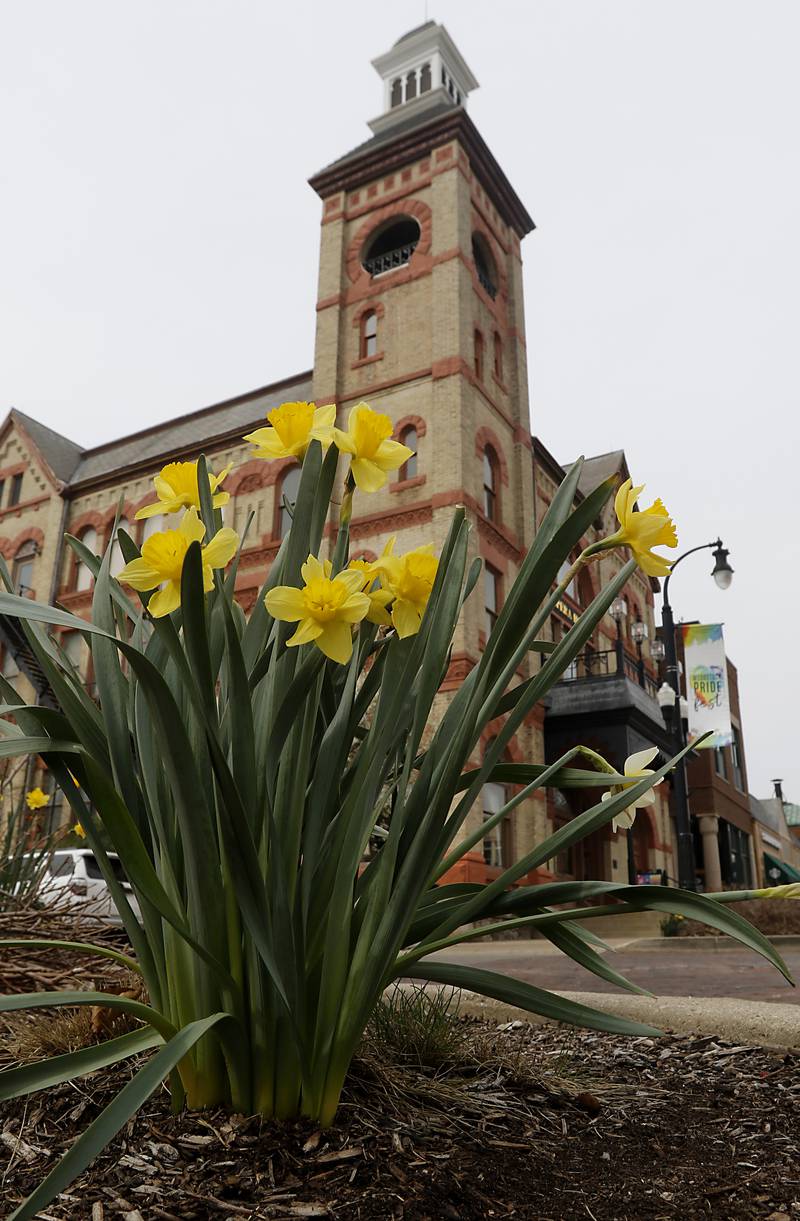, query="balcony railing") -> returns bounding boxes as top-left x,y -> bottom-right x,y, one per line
363,242 -> 418,277
559,646 -> 660,699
